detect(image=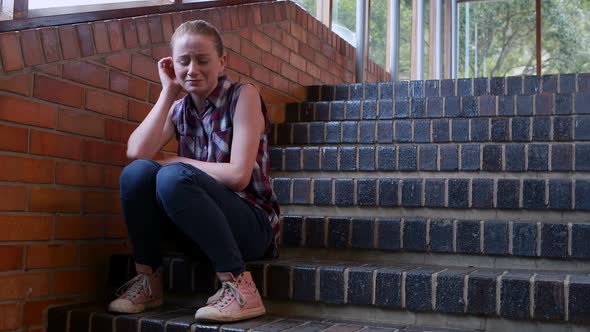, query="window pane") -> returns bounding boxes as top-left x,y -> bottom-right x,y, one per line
369,0 -> 386,68
332,0 -> 356,46
29,0 -> 143,10
541,0 -> 590,74
458,0 -> 536,78
293,0 -> 318,17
